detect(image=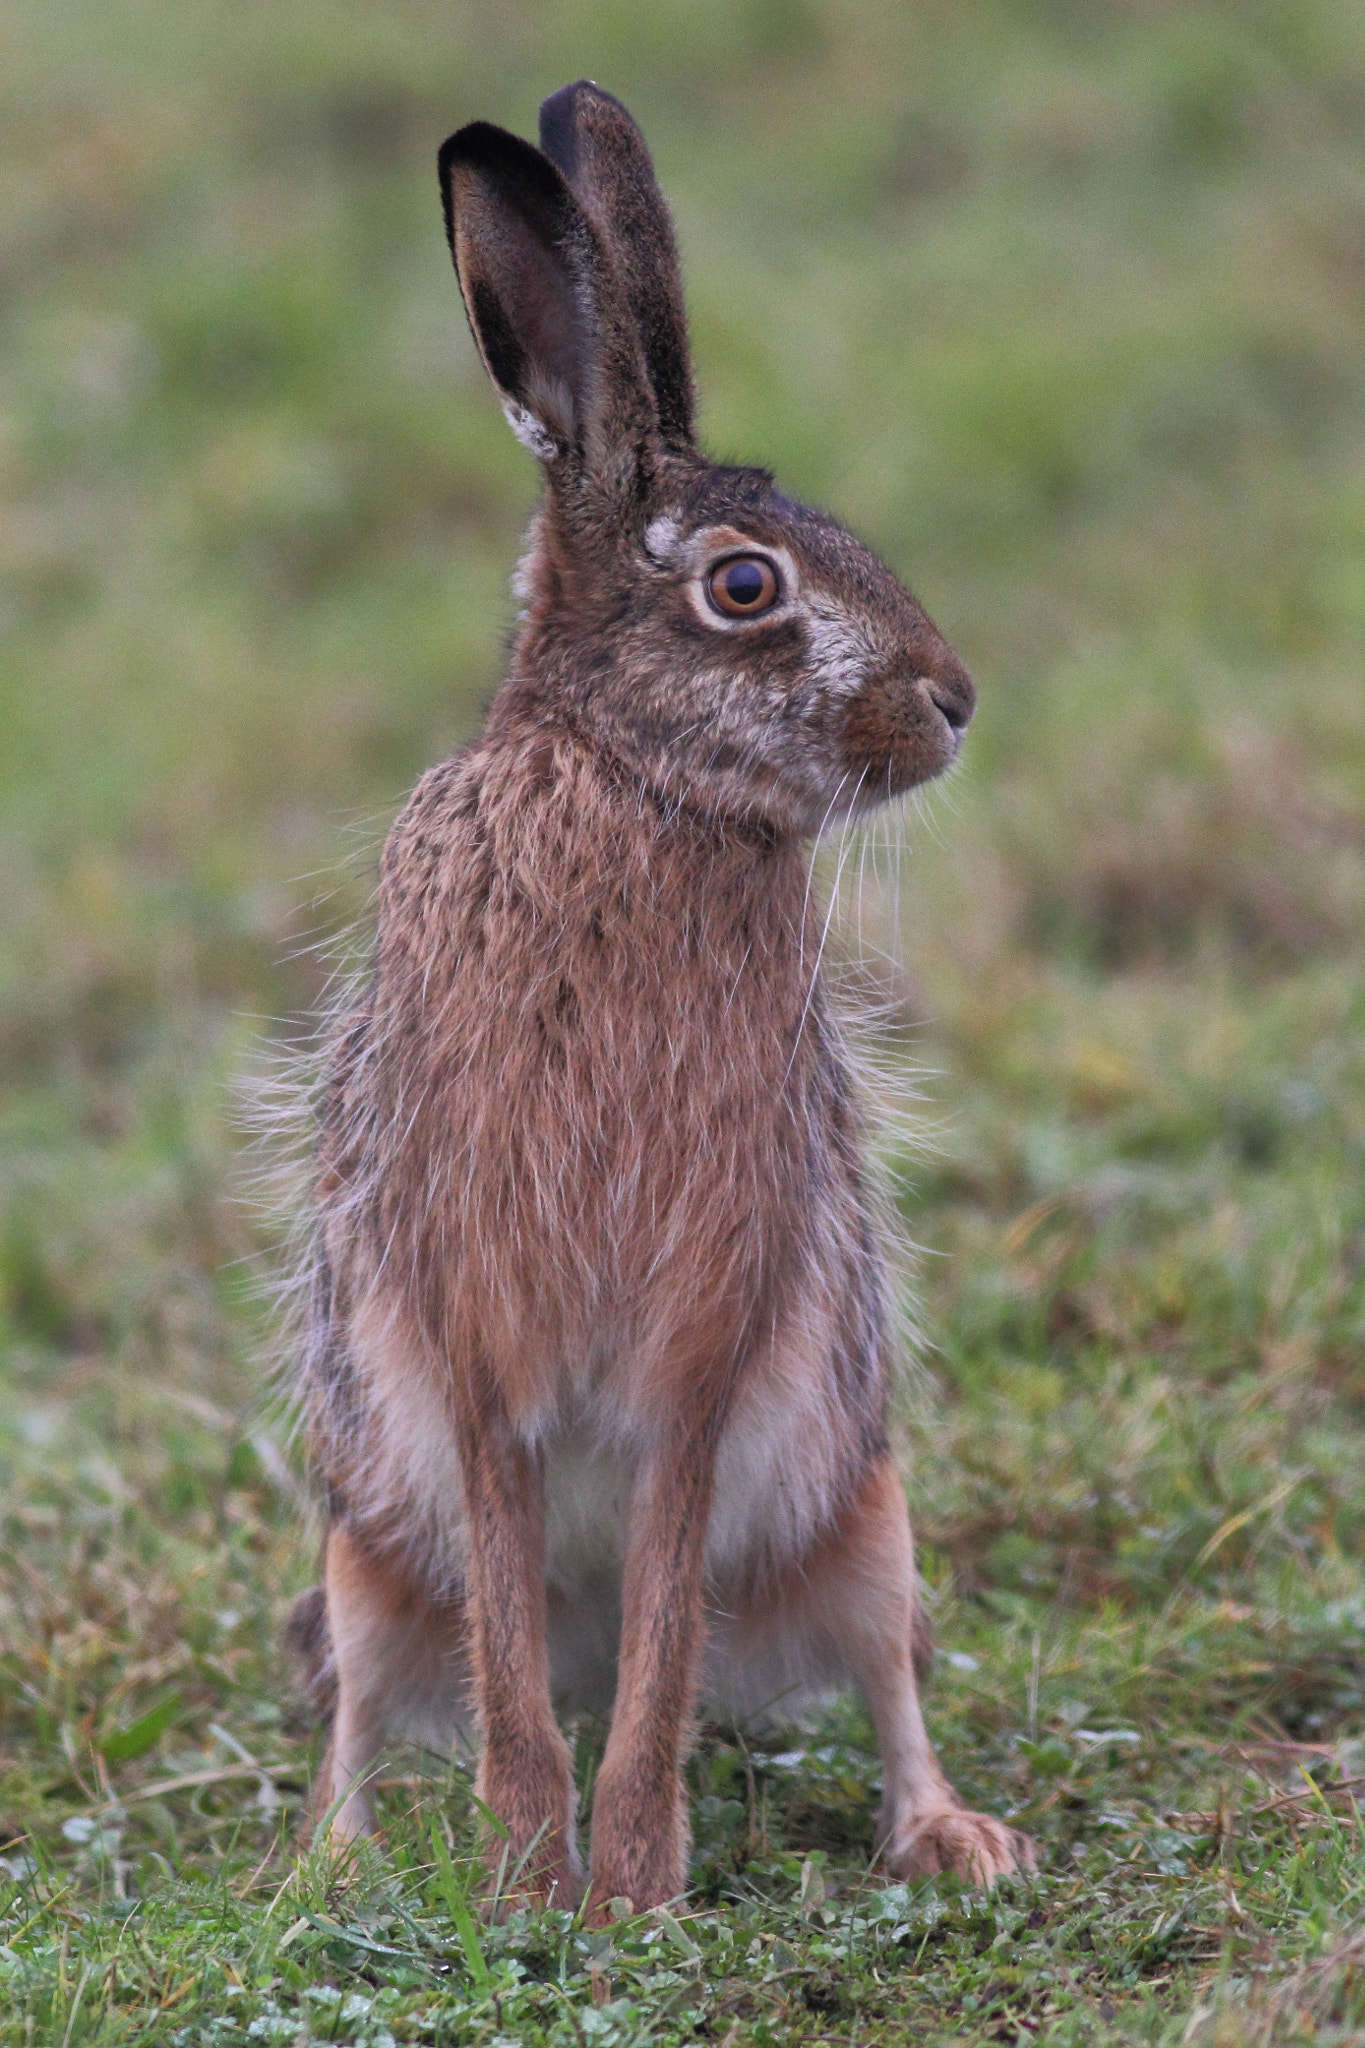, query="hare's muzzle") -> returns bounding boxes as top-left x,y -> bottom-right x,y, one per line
837,655 -> 976,797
